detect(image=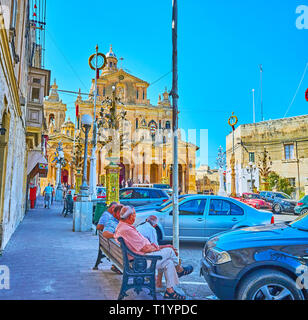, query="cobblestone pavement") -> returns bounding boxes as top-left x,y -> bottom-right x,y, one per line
0,198 -> 212,300
1,198 -> 294,300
